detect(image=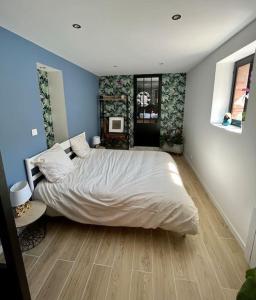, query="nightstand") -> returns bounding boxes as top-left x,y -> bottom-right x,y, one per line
15,200 -> 47,252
